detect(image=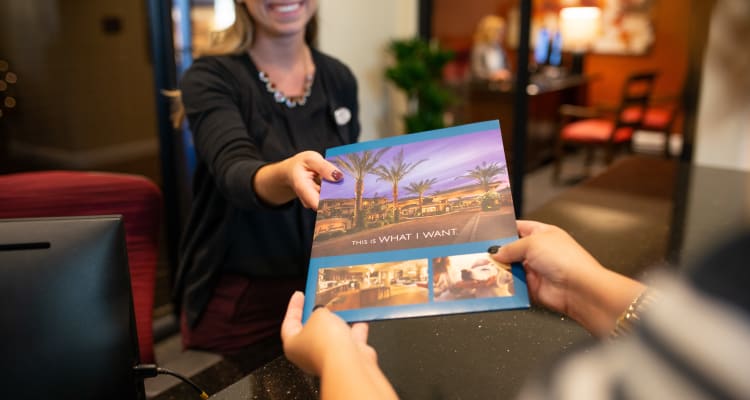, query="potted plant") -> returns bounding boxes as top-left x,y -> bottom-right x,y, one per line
385,38 -> 456,133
